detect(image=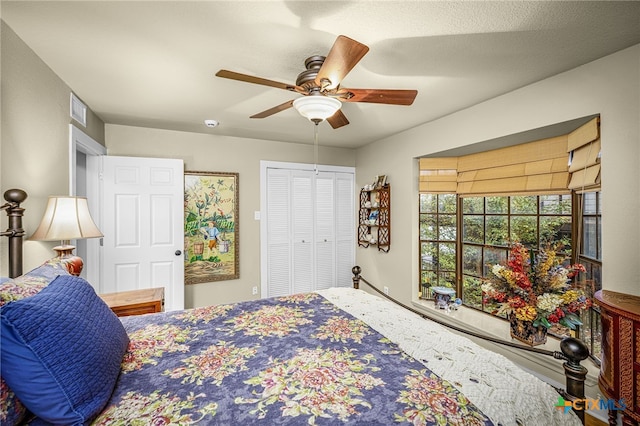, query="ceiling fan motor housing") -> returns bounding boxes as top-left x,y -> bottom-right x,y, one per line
296,55 -> 326,90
